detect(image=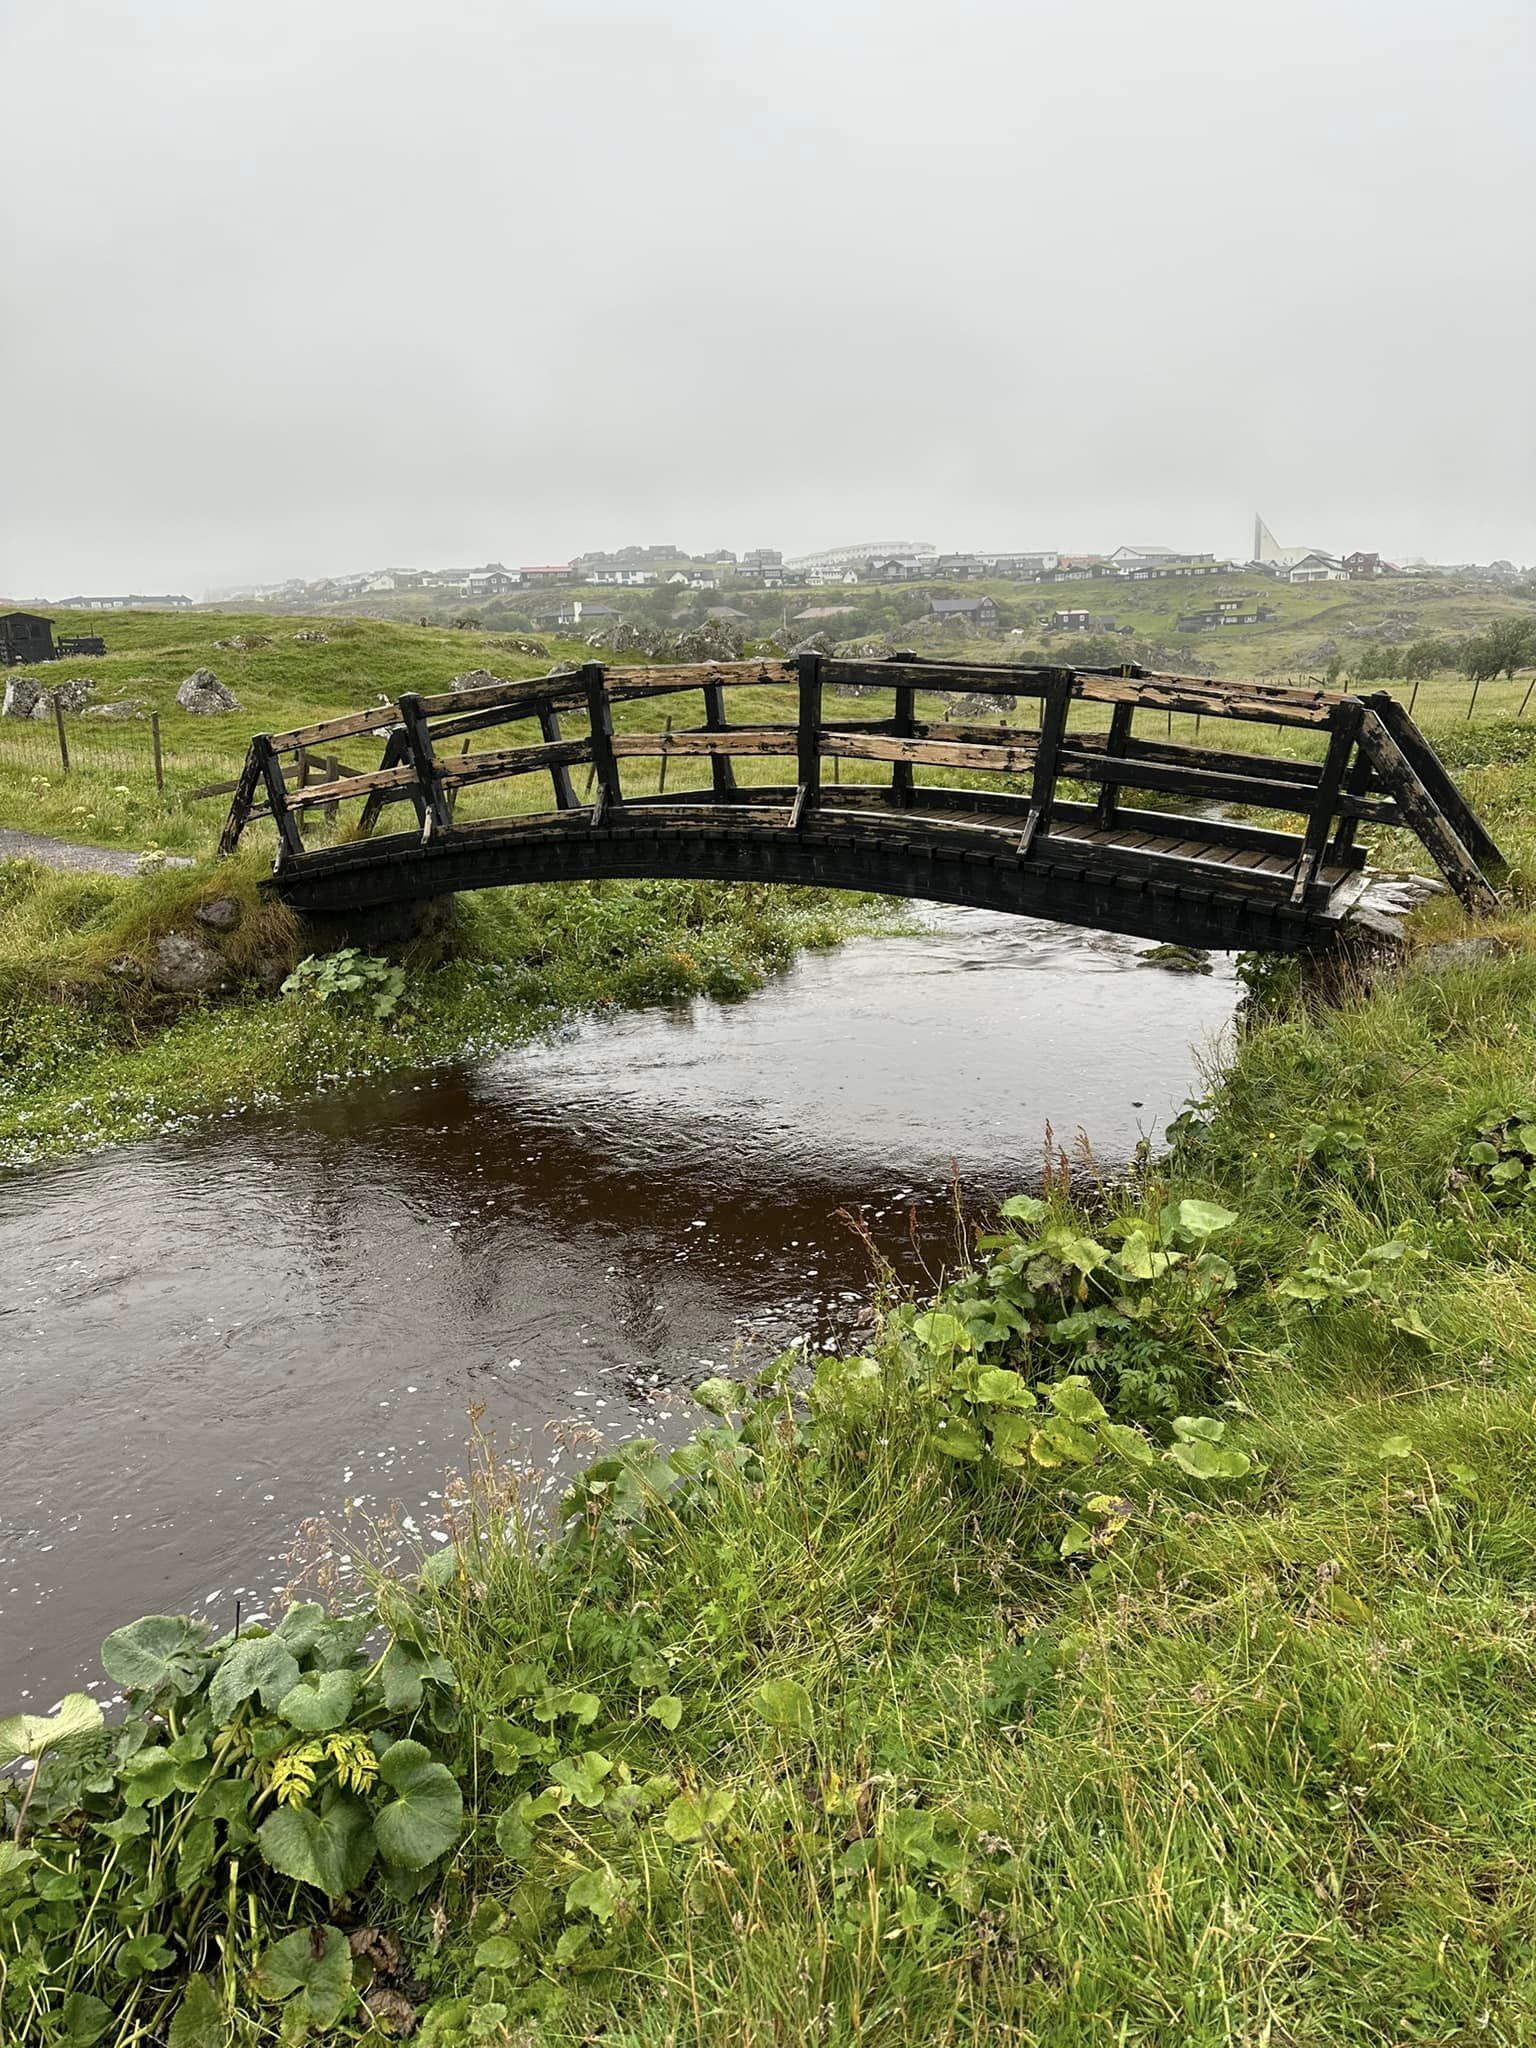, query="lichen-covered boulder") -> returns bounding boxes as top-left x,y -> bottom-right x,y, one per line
148,933 -> 229,994
176,668 -> 240,715
194,897 -> 242,932
2,674 -> 43,719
